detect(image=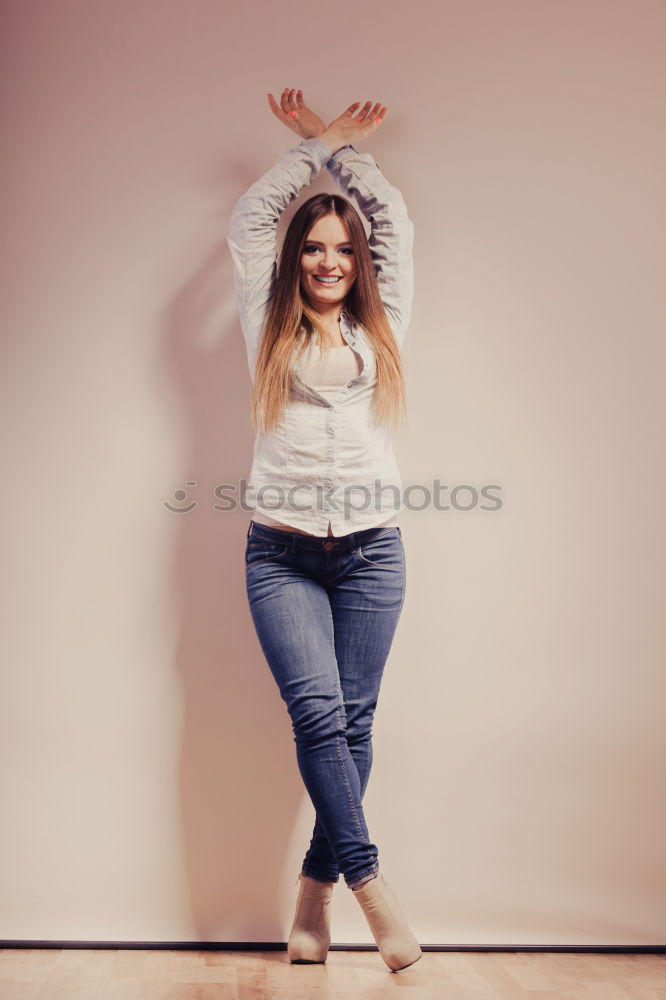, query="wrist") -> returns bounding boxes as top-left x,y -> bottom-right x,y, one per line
318,128 -> 345,156
301,128 -> 326,141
